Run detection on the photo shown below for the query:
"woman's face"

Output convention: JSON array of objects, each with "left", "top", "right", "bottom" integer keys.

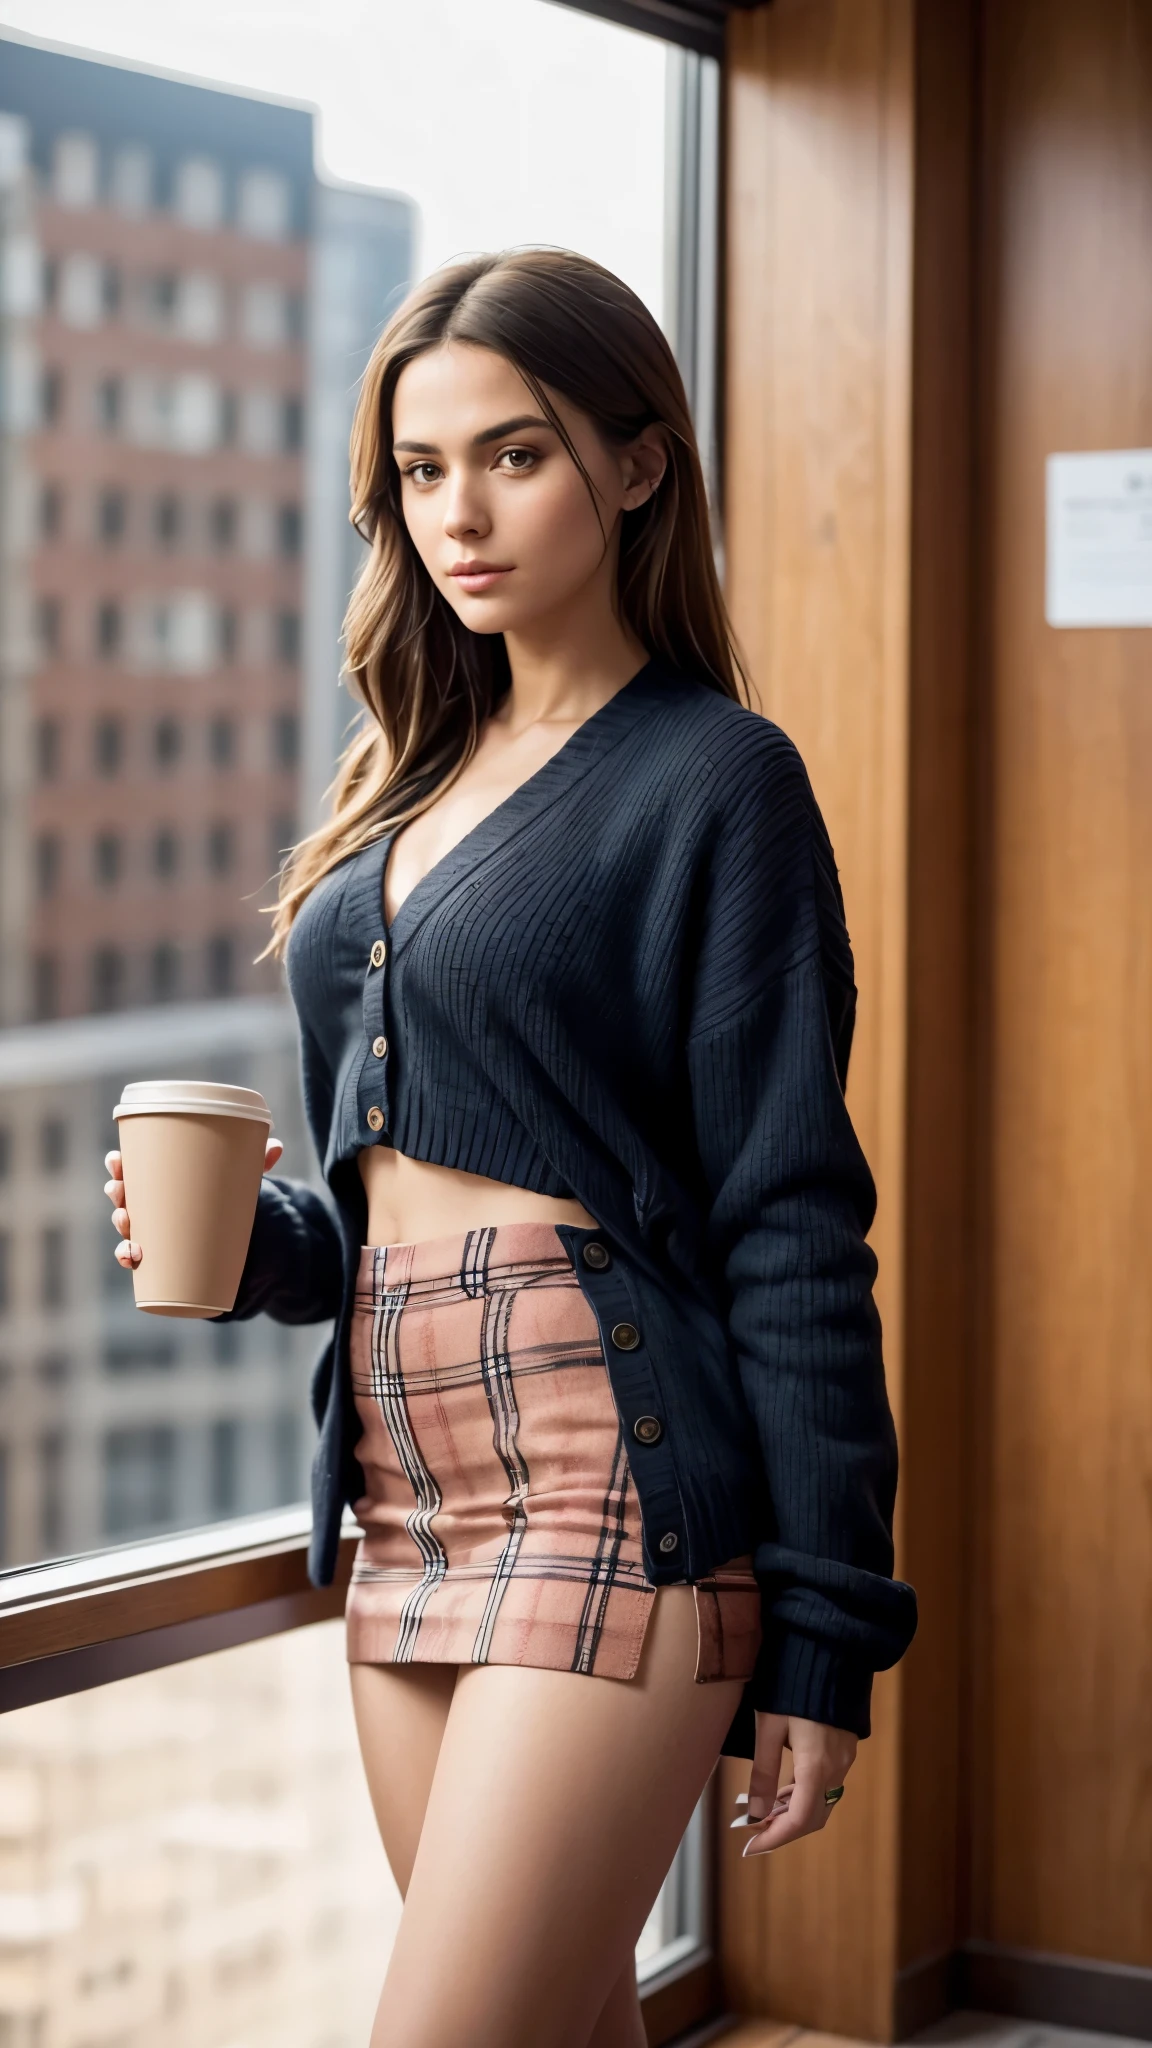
[{"left": 391, "top": 341, "right": 665, "bottom": 637}]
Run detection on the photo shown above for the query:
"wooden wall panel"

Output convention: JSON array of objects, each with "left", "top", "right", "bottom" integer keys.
[
  {"left": 974, "top": 0, "right": 1152, "bottom": 1967},
  {"left": 720, "top": 1, "right": 975, "bottom": 2036}
]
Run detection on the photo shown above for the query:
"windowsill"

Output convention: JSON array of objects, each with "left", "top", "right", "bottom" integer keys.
[{"left": 0, "top": 1502, "right": 356, "bottom": 1672}]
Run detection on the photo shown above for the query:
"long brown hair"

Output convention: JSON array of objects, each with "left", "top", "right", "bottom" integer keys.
[{"left": 265, "top": 246, "right": 748, "bottom": 956}]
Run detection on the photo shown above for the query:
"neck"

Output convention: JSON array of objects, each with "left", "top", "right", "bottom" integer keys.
[{"left": 499, "top": 548, "right": 647, "bottom": 726}]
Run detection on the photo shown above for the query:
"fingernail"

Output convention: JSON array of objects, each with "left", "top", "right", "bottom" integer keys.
[
  {"left": 734, "top": 1792, "right": 749, "bottom": 1806},
  {"left": 730, "top": 1812, "right": 769, "bottom": 1829},
  {"left": 742, "top": 1839, "right": 774, "bottom": 1859}
]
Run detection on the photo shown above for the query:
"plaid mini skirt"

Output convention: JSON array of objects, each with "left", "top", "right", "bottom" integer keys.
[{"left": 345, "top": 1221, "right": 762, "bottom": 1684}]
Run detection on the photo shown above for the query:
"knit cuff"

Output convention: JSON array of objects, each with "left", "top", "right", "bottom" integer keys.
[{"left": 750, "top": 1625, "right": 874, "bottom": 1739}]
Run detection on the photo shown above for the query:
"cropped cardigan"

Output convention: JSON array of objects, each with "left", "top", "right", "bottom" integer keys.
[{"left": 222, "top": 658, "right": 918, "bottom": 1752}]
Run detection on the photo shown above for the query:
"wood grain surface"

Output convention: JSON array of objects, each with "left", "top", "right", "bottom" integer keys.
[{"left": 972, "top": 0, "right": 1152, "bottom": 1967}]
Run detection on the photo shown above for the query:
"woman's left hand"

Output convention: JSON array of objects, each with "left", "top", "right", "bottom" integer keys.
[{"left": 735, "top": 1712, "right": 858, "bottom": 1855}]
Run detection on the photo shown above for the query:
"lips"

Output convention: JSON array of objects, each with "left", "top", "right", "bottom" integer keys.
[{"left": 449, "top": 561, "right": 512, "bottom": 591}]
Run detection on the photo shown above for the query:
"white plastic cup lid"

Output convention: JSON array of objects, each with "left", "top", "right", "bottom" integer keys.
[{"left": 113, "top": 1079, "right": 272, "bottom": 1124}]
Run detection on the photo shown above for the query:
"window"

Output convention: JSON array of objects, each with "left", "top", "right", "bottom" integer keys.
[
  {"left": 37, "top": 1352, "right": 70, "bottom": 1387},
  {"left": 220, "top": 606, "right": 238, "bottom": 661},
  {"left": 154, "top": 716, "right": 182, "bottom": 768},
  {"left": 40, "top": 481, "right": 63, "bottom": 538},
  {"left": 40, "top": 365, "right": 64, "bottom": 424},
  {"left": 152, "top": 827, "right": 179, "bottom": 879},
  {"left": 35, "top": 716, "right": 61, "bottom": 780},
  {"left": 240, "top": 280, "right": 289, "bottom": 348},
  {"left": 0, "top": 1231, "right": 10, "bottom": 1314},
  {"left": 95, "top": 599, "right": 122, "bottom": 658},
  {"left": 282, "top": 393, "right": 304, "bottom": 450},
  {"left": 210, "top": 496, "right": 237, "bottom": 551},
  {"left": 207, "top": 821, "right": 236, "bottom": 874},
  {"left": 40, "top": 1118, "right": 68, "bottom": 1172},
  {"left": 104, "top": 1425, "right": 176, "bottom": 1537},
  {"left": 97, "top": 485, "right": 127, "bottom": 542},
  {"left": 154, "top": 491, "right": 181, "bottom": 547},
  {"left": 93, "top": 831, "right": 123, "bottom": 887},
  {"left": 94, "top": 715, "right": 124, "bottom": 774},
  {"left": 273, "top": 1411, "right": 301, "bottom": 1506},
  {"left": 210, "top": 1417, "right": 241, "bottom": 1516},
  {"left": 0, "top": 1127, "right": 9, "bottom": 1179},
  {"left": 96, "top": 374, "right": 122, "bottom": 430},
  {"left": 276, "top": 610, "right": 301, "bottom": 664},
  {"left": 37, "top": 595, "right": 61, "bottom": 657},
  {"left": 40, "top": 1225, "right": 67, "bottom": 1312},
  {"left": 206, "top": 934, "right": 235, "bottom": 996},
  {"left": 150, "top": 940, "right": 180, "bottom": 1001},
  {"left": 209, "top": 714, "right": 236, "bottom": 767},
  {"left": 174, "top": 271, "right": 224, "bottom": 344},
  {"left": 39, "top": 1430, "right": 66, "bottom": 1556},
  {"left": 52, "top": 132, "right": 98, "bottom": 208},
  {"left": 91, "top": 946, "right": 125, "bottom": 1012},
  {"left": 32, "top": 955, "right": 59, "bottom": 1020},
  {"left": 110, "top": 143, "right": 151, "bottom": 213},
  {"left": 35, "top": 833, "right": 61, "bottom": 899},
  {"left": 272, "top": 711, "right": 299, "bottom": 767},
  {"left": 173, "top": 155, "right": 224, "bottom": 231},
  {"left": 277, "top": 502, "right": 302, "bottom": 556},
  {"left": 237, "top": 168, "right": 291, "bottom": 240}
]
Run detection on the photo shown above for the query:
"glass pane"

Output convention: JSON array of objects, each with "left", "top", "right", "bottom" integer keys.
[{"left": 0, "top": 2, "right": 720, "bottom": 1571}]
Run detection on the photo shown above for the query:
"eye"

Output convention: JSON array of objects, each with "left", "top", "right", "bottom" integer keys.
[
  {"left": 496, "top": 446, "right": 538, "bottom": 473},
  {"left": 402, "top": 461, "right": 442, "bottom": 486}
]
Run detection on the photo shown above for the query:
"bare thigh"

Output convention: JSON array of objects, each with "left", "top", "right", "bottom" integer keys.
[{"left": 368, "top": 1583, "right": 744, "bottom": 2048}]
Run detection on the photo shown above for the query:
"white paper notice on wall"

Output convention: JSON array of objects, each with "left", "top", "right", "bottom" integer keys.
[{"left": 1046, "top": 449, "right": 1152, "bottom": 627}]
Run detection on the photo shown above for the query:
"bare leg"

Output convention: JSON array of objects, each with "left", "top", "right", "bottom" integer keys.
[
  {"left": 351, "top": 1657, "right": 647, "bottom": 2043},
  {"left": 368, "top": 1583, "right": 744, "bottom": 2048}
]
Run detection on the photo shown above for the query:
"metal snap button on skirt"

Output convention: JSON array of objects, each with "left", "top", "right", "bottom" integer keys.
[{"left": 344, "top": 1222, "right": 762, "bottom": 1684}]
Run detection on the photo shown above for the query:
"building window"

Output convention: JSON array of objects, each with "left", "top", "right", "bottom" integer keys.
[
  {"left": 219, "top": 391, "right": 238, "bottom": 446},
  {"left": 154, "top": 717, "right": 182, "bottom": 769},
  {"left": 154, "top": 492, "right": 181, "bottom": 549},
  {"left": 35, "top": 833, "right": 61, "bottom": 899},
  {"left": 36, "top": 717, "right": 61, "bottom": 780},
  {"left": 40, "top": 482, "right": 63, "bottom": 539},
  {"left": 40, "top": 1431, "right": 66, "bottom": 1557},
  {"left": 150, "top": 942, "right": 180, "bottom": 1002},
  {"left": 94, "top": 716, "right": 124, "bottom": 775},
  {"left": 41, "top": 1226, "right": 66, "bottom": 1311},
  {"left": 207, "top": 821, "right": 236, "bottom": 875},
  {"left": 273, "top": 1411, "right": 301, "bottom": 1506},
  {"left": 33, "top": 956, "right": 59, "bottom": 1020},
  {"left": 91, "top": 946, "right": 125, "bottom": 1012},
  {"left": 97, "top": 486, "right": 127, "bottom": 543},
  {"left": 40, "top": 1118, "right": 68, "bottom": 1172},
  {"left": 96, "top": 375, "right": 122, "bottom": 431},
  {"left": 103, "top": 265, "right": 122, "bottom": 318},
  {"left": 219, "top": 608, "right": 238, "bottom": 662},
  {"left": 282, "top": 394, "right": 304, "bottom": 451},
  {"left": 277, "top": 503, "right": 302, "bottom": 557},
  {"left": 152, "top": 828, "right": 179, "bottom": 880},
  {"left": 0, "top": 1231, "right": 10, "bottom": 1315},
  {"left": 58, "top": 252, "right": 105, "bottom": 330},
  {"left": 41, "top": 366, "right": 64, "bottom": 424},
  {"left": 210, "top": 497, "right": 237, "bottom": 552},
  {"left": 272, "top": 711, "right": 299, "bottom": 768},
  {"left": 173, "top": 156, "right": 224, "bottom": 231},
  {"left": 209, "top": 715, "right": 236, "bottom": 768},
  {"left": 96, "top": 600, "right": 122, "bottom": 658},
  {"left": 237, "top": 169, "right": 290, "bottom": 241},
  {"left": 0, "top": 1128, "right": 9, "bottom": 1180},
  {"left": 212, "top": 1321, "right": 241, "bottom": 1366},
  {"left": 207, "top": 934, "right": 235, "bottom": 996},
  {"left": 37, "top": 596, "right": 61, "bottom": 657},
  {"left": 94, "top": 831, "right": 123, "bottom": 888},
  {"left": 210, "top": 1418, "right": 241, "bottom": 1517},
  {"left": 275, "top": 611, "right": 301, "bottom": 665},
  {"left": 111, "top": 144, "right": 151, "bottom": 214},
  {"left": 103, "top": 1425, "right": 177, "bottom": 1538},
  {"left": 52, "top": 132, "right": 98, "bottom": 208},
  {"left": 240, "top": 281, "right": 289, "bottom": 349}
]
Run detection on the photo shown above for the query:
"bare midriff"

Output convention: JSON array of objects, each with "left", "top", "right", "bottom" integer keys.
[{"left": 356, "top": 1145, "right": 600, "bottom": 1249}]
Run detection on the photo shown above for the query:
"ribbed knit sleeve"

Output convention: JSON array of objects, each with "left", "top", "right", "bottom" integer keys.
[
  {"left": 686, "top": 725, "right": 917, "bottom": 1737},
  {"left": 219, "top": 1021, "right": 343, "bottom": 1327}
]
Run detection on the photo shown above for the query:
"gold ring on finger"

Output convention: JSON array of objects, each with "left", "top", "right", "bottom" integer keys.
[{"left": 824, "top": 1785, "right": 845, "bottom": 1806}]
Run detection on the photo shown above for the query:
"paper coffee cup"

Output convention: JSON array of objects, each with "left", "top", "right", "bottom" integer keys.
[{"left": 112, "top": 1080, "right": 272, "bottom": 1317}]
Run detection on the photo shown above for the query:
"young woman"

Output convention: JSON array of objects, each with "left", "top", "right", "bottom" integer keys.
[{"left": 106, "top": 249, "right": 916, "bottom": 2048}]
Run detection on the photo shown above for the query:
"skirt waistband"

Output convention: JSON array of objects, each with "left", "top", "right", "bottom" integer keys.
[{"left": 356, "top": 1221, "right": 577, "bottom": 1299}]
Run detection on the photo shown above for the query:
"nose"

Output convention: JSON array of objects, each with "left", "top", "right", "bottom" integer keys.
[{"left": 442, "top": 469, "right": 490, "bottom": 542}]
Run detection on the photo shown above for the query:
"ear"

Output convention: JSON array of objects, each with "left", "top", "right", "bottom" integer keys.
[{"left": 620, "top": 425, "right": 669, "bottom": 511}]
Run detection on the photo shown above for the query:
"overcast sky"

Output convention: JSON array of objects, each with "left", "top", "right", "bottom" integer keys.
[{"left": 0, "top": 0, "right": 670, "bottom": 318}]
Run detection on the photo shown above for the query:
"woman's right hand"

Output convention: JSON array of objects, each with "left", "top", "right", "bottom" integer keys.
[{"left": 104, "top": 1139, "right": 285, "bottom": 1272}]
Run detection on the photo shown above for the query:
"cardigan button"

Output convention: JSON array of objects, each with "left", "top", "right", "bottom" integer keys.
[
  {"left": 369, "top": 940, "right": 386, "bottom": 970},
  {"left": 610, "top": 1321, "right": 640, "bottom": 1351},
  {"left": 632, "top": 1414, "right": 663, "bottom": 1446},
  {"left": 372, "top": 1036, "right": 388, "bottom": 1058},
  {"left": 658, "top": 1531, "right": 679, "bottom": 1554},
  {"left": 366, "top": 1106, "right": 384, "bottom": 1132},
  {"left": 582, "top": 1242, "right": 611, "bottom": 1271}
]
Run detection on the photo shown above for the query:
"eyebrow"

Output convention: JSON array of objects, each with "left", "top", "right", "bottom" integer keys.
[{"left": 393, "top": 414, "right": 556, "bottom": 456}]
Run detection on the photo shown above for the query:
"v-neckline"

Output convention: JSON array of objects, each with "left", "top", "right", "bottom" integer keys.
[{"left": 377, "top": 658, "right": 657, "bottom": 948}]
